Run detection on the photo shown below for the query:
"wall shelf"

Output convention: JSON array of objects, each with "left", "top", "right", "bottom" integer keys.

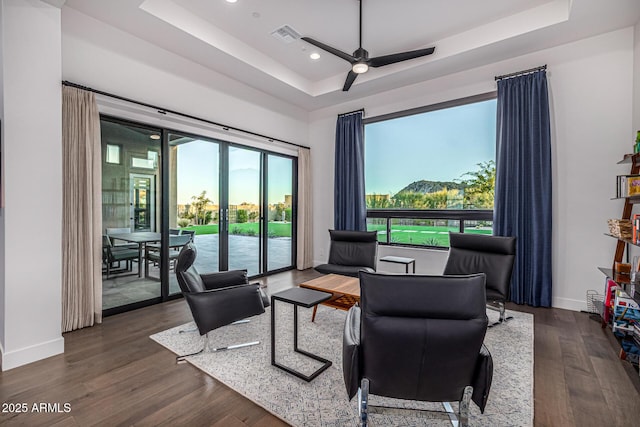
[{"left": 597, "top": 154, "right": 640, "bottom": 375}]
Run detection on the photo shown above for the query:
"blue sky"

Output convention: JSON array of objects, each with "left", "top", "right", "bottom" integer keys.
[
  {"left": 365, "top": 99, "right": 497, "bottom": 195},
  {"left": 176, "top": 140, "right": 219, "bottom": 204},
  {"left": 176, "top": 141, "right": 292, "bottom": 205}
]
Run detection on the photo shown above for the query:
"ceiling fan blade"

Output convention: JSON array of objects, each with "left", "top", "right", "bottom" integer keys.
[
  {"left": 301, "top": 37, "right": 356, "bottom": 63},
  {"left": 343, "top": 71, "right": 358, "bottom": 92},
  {"left": 368, "top": 47, "right": 435, "bottom": 68}
]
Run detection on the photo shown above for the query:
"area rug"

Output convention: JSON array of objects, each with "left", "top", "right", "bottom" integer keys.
[{"left": 150, "top": 304, "right": 533, "bottom": 426}]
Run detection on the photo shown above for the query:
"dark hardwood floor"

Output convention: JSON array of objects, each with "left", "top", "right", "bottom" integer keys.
[{"left": 1, "top": 268, "right": 639, "bottom": 426}]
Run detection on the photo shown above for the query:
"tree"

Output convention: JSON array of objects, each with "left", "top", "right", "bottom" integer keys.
[
  {"left": 391, "top": 191, "right": 424, "bottom": 209},
  {"left": 237, "top": 209, "right": 248, "bottom": 223},
  {"left": 190, "top": 191, "right": 212, "bottom": 225},
  {"left": 366, "top": 193, "right": 390, "bottom": 209},
  {"left": 457, "top": 160, "right": 495, "bottom": 209}
]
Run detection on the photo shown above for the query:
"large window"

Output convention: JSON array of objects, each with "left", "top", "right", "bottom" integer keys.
[{"left": 364, "top": 93, "right": 497, "bottom": 248}]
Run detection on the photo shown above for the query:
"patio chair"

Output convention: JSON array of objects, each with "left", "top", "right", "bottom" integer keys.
[
  {"left": 145, "top": 234, "right": 192, "bottom": 278},
  {"left": 102, "top": 235, "right": 139, "bottom": 279},
  {"left": 180, "top": 229, "right": 195, "bottom": 242},
  {"left": 106, "top": 227, "right": 137, "bottom": 250}
]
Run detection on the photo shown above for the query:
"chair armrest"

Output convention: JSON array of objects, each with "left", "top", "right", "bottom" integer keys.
[
  {"left": 183, "top": 284, "right": 265, "bottom": 335},
  {"left": 200, "top": 270, "right": 248, "bottom": 290},
  {"left": 472, "top": 344, "right": 494, "bottom": 413},
  {"left": 249, "top": 282, "right": 271, "bottom": 308},
  {"left": 342, "top": 304, "right": 361, "bottom": 400}
]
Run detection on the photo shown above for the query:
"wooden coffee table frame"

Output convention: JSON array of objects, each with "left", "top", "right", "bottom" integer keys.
[{"left": 299, "top": 274, "right": 360, "bottom": 322}]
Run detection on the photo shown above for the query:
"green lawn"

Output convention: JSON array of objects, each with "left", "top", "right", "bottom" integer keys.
[
  {"left": 181, "top": 222, "right": 292, "bottom": 238},
  {"left": 367, "top": 224, "right": 492, "bottom": 247},
  {"left": 181, "top": 222, "right": 487, "bottom": 245},
  {"left": 181, "top": 224, "right": 219, "bottom": 235}
]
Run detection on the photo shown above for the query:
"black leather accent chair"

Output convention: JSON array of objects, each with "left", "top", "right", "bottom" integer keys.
[
  {"left": 174, "top": 242, "right": 268, "bottom": 359},
  {"left": 315, "top": 230, "right": 378, "bottom": 277},
  {"left": 443, "top": 232, "right": 517, "bottom": 326},
  {"left": 343, "top": 271, "right": 493, "bottom": 427}
]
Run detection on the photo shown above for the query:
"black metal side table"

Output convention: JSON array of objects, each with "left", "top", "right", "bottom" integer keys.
[
  {"left": 271, "top": 287, "right": 333, "bottom": 382},
  {"left": 380, "top": 255, "right": 416, "bottom": 273}
]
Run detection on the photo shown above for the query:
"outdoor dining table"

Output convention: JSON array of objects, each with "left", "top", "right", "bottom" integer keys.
[{"left": 109, "top": 232, "right": 161, "bottom": 277}]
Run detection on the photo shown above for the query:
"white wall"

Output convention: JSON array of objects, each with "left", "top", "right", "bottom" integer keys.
[
  {"left": 0, "top": 0, "right": 64, "bottom": 370},
  {"left": 0, "top": 0, "right": 6, "bottom": 354},
  {"left": 309, "top": 27, "right": 636, "bottom": 311}
]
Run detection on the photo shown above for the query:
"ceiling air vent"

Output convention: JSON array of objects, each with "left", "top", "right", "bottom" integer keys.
[{"left": 270, "top": 25, "right": 301, "bottom": 44}]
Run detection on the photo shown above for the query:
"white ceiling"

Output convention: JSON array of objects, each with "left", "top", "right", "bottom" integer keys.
[{"left": 63, "top": 0, "right": 640, "bottom": 110}]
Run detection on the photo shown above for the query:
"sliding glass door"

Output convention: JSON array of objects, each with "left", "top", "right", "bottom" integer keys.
[
  {"left": 101, "top": 118, "right": 297, "bottom": 314},
  {"left": 169, "top": 133, "right": 220, "bottom": 295},
  {"left": 267, "top": 155, "right": 294, "bottom": 271},
  {"left": 227, "top": 146, "right": 262, "bottom": 275},
  {"left": 101, "top": 117, "right": 163, "bottom": 313}
]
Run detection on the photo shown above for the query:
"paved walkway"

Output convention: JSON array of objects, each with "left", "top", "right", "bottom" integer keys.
[{"left": 192, "top": 233, "right": 293, "bottom": 276}]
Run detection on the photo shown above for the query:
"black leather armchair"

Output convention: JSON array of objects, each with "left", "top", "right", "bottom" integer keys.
[
  {"left": 443, "top": 232, "right": 516, "bottom": 326},
  {"left": 343, "top": 271, "right": 493, "bottom": 427},
  {"left": 315, "top": 230, "right": 378, "bottom": 277},
  {"left": 175, "top": 243, "right": 268, "bottom": 359}
]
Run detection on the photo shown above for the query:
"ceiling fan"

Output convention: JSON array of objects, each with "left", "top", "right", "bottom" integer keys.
[{"left": 301, "top": 0, "right": 435, "bottom": 92}]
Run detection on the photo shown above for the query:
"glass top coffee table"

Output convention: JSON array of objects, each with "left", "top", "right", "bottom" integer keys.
[{"left": 299, "top": 274, "right": 360, "bottom": 322}]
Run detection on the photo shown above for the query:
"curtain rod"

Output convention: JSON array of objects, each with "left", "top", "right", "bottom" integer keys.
[
  {"left": 495, "top": 64, "right": 547, "bottom": 81},
  {"left": 62, "top": 81, "right": 310, "bottom": 150},
  {"left": 338, "top": 108, "right": 365, "bottom": 117}
]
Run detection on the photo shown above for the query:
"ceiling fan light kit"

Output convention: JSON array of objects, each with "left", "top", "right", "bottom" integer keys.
[
  {"left": 352, "top": 63, "right": 368, "bottom": 74},
  {"left": 301, "top": 0, "right": 435, "bottom": 91}
]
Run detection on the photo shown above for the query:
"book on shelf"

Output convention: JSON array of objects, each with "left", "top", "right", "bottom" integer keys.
[
  {"left": 633, "top": 213, "right": 640, "bottom": 243},
  {"left": 616, "top": 174, "right": 640, "bottom": 197}
]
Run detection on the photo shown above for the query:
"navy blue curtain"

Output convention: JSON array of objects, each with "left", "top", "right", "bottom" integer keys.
[
  {"left": 334, "top": 111, "right": 367, "bottom": 231},
  {"left": 494, "top": 70, "right": 552, "bottom": 307}
]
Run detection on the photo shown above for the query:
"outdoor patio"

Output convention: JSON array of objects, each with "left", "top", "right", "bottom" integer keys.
[{"left": 103, "top": 233, "right": 292, "bottom": 310}]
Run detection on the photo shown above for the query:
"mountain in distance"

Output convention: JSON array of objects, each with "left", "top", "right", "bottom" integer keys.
[{"left": 396, "top": 180, "right": 464, "bottom": 194}]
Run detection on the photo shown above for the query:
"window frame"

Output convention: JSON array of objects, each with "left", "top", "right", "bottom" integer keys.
[{"left": 363, "top": 92, "right": 497, "bottom": 249}]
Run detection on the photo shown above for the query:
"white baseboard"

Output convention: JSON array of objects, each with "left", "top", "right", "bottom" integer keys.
[
  {"left": 1, "top": 337, "right": 64, "bottom": 371},
  {"left": 551, "top": 296, "right": 586, "bottom": 312}
]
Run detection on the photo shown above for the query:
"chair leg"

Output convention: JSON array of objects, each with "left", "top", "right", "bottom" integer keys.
[
  {"left": 443, "top": 385, "right": 472, "bottom": 427},
  {"left": 311, "top": 305, "right": 318, "bottom": 322},
  {"left": 488, "top": 301, "right": 513, "bottom": 327},
  {"left": 179, "top": 319, "right": 250, "bottom": 334},
  {"left": 358, "top": 378, "right": 369, "bottom": 427},
  {"left": 458, "top": 386, "right": 473, "bottom": 427},
  {"left": 176, "top": 327, "right": 260, "bottom": 363}
]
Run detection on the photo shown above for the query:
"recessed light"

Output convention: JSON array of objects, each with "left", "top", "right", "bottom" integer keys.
[
  {"left": 310, "top": 52, "right": 320, "bottom": 60},
  {"left": 226, "top": 0, "right": 238, "bottom": 3},
  {"left": 150, "top": 134, "right": 161, "bottom": 140}
]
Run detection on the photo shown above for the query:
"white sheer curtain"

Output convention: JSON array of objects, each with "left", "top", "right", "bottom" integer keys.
[
  {"left": 62, "top": 86, "right": 102, "bottom": 332},
  {"left": 296, "top": 147, "right": 314, "bottom": 270}
]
